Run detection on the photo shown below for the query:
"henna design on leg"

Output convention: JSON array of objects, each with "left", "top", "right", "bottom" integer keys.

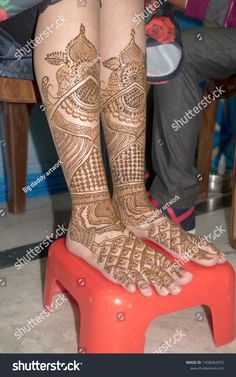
[
  {"left": 101, "top": 29, "right": 224, "bottom": 266},
  {"left": 101, "top": 29, "right": 146, "bottom": 187},
  {"left": 42, "top": 23, "right": 122, "bottom": 246},
  {"left": 40, "top": 24, "right": 189, "bottom": 295}
]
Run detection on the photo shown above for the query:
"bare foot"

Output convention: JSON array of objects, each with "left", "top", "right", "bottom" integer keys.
[
  {"left": 113, "top": 184, "right": 226, "bottom": 267},
  {"left": 66, "top": 192, "right": 192, "bottom": 297}
]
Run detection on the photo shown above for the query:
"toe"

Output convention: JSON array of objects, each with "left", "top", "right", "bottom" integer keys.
[
  {"left": 147, "top": 274, "right": 170, "bottom": 296},
  {"left": 125, "top": 283, "right": 136, "bottom": 293},
  {"left": 192, "top": 249, "right": 219, "bottom": 266},
  {"left": 140, "top": 287, "right": 153, "bottom": 296},
  {"left": 152, "top": 266, "right": 182, "bottom": 295},
  {"left": 168, "top": 263, "right": 193, "bottom": 285},
  {"left": 168, "top": 283, "right": 182, "bottom": 295},
  {"left": 196, "top": 237, "right": 226, "bottom": 265},
  {"left": 218, "top": 252, "right": 226, "bottom": 264},
  {"left": 173, "top": 269, "right": 193, "bottom": 285},
  {"left": 130, "top": 271, "right": 153, "bottom": 297},
  {"left": 113, "top": 270, "right": 137, "bottom": 293},
  {"left": 153, "top": 285, "right": 169, "bottom": 296}
]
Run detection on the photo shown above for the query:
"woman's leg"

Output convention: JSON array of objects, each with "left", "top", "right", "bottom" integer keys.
[
  {"left": 34, "top": 0, "right": 191, "bottom": 297},
  {"left": 100, "top": 1, "right": 225, "bottom": 267}
]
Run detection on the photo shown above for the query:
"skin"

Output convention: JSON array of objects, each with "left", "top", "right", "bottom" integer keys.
[
  {"left": 34, "top": 0, "right": 192, "bottom": 298},
  {"left": 34, "top": 0, "right": 225, "bottom": 297}
]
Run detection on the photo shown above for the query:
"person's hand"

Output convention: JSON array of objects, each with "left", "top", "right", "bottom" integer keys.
[{"left": 168, "top": 0, "right": 187, "bottom": 11}]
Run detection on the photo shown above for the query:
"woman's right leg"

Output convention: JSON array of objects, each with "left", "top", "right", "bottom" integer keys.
[{"left": 34, "top": 0, "right": 190, "bottom": 297}]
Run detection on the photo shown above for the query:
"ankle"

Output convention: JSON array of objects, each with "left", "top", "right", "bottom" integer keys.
[
  {"left": 113, "top": 182, "right": 147, "bottom": 202},
  {"left": 113, "top": 183, "right": 153, "bottom": 211},
  {"left": 68, "top": 193, "right": 125, "bottom": 247}
]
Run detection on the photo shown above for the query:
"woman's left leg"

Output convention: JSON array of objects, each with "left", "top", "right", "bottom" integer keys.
[{"left": 100, "top": 1, "right": 226, "bottom": 267}]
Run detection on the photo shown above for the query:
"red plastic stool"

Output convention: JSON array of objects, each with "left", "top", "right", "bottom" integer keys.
[{"left": 44, "top": 238, "right": 235, "bottom": 353}]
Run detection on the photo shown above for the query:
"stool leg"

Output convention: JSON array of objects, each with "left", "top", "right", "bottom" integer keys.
[
  {"left": 210, "top": 287, "right": 235, "bottom": 346},
  {"left": 44, "top": 256, "right": 66, "bottom": 309},
  {"left": 78, "top": 302, "right": 146, "bottom": 353}
]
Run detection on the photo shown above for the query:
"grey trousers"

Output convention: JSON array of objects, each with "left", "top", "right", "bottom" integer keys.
[{"left": 149, "top": 27, "right": 236, "bottom": 208}]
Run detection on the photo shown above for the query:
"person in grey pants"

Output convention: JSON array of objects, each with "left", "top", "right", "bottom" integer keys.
[{"left": 149, "top": 0, "right": 236, "bottom": 232}]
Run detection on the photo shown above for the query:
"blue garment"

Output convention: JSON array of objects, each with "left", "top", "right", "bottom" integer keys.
[
  {"left": 0, "top": 0, "right": 62, "bottom": 79},
  {"left": 0, "top": 27, "right": 34, "bottom": 79}
]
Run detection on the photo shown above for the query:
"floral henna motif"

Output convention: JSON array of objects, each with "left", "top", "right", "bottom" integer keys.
[
  {"left": 42, "top": 23, "right": 100, "bottom": 123},
  {"left": 101, "top": 29, "right": 146, "bottom": 187},
  {"left": 41, "top": 24, "right": 185, "bottom": 291}
]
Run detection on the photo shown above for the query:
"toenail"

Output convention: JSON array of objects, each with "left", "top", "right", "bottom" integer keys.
[
  {"left": 173, "top": 286, "right": 181, "bottom": 293},
  {"left": 143, "top": 288, "right": 153, "bottom": 296},
  {"left": 182, "top": 271, "right": 190, "bottom": 276},
  {"left": 127, "top": 284, "right": 136, "bottom": 292},
  {"left": 162, "top": 287, "right": 169, "bottom": 295}
]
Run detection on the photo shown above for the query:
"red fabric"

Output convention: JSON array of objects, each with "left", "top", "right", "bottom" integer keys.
[
  {"left": 145, "top": 16, "right": 176, "bottom": 43},
  {"left": 0, "top": 8, "right": 9, "bottom": 21},
  {"left": 166, "top": 206, "right": 195, "bottom": 224}
]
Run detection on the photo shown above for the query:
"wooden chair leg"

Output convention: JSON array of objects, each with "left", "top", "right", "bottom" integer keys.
[
  {"left": 230, "top": 145, "right": 236, "bottom": 249},
  {"left": 197, "top": 98, "right": 219, "bottom": 201},
  {"left": 4, "top": 103, "right": 29, "bottom": 214}
]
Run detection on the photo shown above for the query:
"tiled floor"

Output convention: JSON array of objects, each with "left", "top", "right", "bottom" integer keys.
[
  {"left": 0, "top": 193, "right": 71, "bottom": 252},
  {"left": 0, "top": 193, "right": 235, "bottom": 353}
]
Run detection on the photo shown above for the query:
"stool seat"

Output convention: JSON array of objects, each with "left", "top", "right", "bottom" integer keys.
[{"left": 44, "top": 238, "right": 235, "bottom": 353}]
